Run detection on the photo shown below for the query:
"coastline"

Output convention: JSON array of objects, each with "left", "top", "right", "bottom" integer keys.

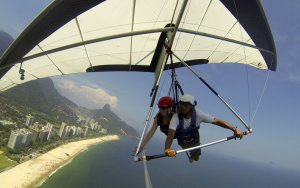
[{"left": 0, "top": 135, "right": 120, "bottom": 188}]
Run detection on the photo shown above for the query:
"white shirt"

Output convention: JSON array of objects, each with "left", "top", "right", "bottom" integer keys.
[{"left": 169, "top": 110, "right": 214, "bottom": 130}]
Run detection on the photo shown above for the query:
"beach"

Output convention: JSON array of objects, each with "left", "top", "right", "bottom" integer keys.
[{"left": 0, "top": 135, "right": 120, "bottom": 188}]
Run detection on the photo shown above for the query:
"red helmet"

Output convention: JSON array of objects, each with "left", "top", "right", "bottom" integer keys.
[{"left": 158, "top": 96, "right": 173, "bottom": 108}]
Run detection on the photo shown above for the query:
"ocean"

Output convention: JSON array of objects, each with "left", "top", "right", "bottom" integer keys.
[{"left": 39, "top": 137, "right": 300, "bottom": 188}]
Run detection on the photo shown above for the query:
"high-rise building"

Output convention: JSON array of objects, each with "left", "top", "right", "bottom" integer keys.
[
  {"left": 76, "top": 127, "right": 83, "bottom": 136},
  {"left": 58, "top": 122, "right": 67, "bottom": 138},
  {"left": 25, "top": 115, "right": 34, "bottom": 127},
  {"left": 84, "top": 126, "right": 89, "bottom": 137},
  {"left": 85, "top": 118, "right": 91, "bottom": 127},
  {"left": 7, "top": 130, "right": 23, "bottom": 150},
  {"left": 29, "top": 126, "right": 40, "bottom": 142},
  {"left": 71, "top": 126, "right": 78, "bottom": 137},
  {"left": 21, "top": 129, "right": 33, "bottom": 147},
  {"left": 65, "top": 126, "right": 71, "bottom": 138},
  {"left": 39, "top": 129, "right": 49, "bottom": 142},
  {"left": 90, "top": 123, "right": 95, "bottom": 130},
  {"left": 46, "top": 123, "right": 53, "bottom": 140},
  {"left": 80, "top": 120, "right": 86, "bottom": 127},
  {"left": 68, "top": 127, "right": 74, "bottom": 137}
]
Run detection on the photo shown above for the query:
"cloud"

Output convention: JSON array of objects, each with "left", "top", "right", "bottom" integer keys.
[{"left": 55, "top": 79, "right": 118, "bottom": 109}]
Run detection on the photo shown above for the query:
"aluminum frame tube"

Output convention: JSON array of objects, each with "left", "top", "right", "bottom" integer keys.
[
  {"left": 177, "top": 28, "right": 274, "bottom": 55},
  {"left": 0, "top": 27, "right": 175, "bottom": 71},
  {"left": 135, "top": 130, "right": 251, "bottom": 162}
]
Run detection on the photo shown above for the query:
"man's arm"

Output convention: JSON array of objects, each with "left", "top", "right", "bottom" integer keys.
[
  {"left": 212, "top": 118, "right": 244, "bottom": 139},
  {"left": 164, "top": 129, "right": 176, "bottom": 157},
  {"left": 165, "top": 129, "right": 175, "bottom": 149}
]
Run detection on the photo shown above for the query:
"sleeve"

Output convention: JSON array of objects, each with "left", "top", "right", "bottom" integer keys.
[
  {"left": 197, "top": 110, "right": 214, "bottom": 124},
  {"left": 168, "top": 113, "right": 179, "bottom": 130}
]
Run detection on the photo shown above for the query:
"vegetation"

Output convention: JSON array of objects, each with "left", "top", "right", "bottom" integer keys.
[
  {"left": 0, "top": 154, "right": 16, "bottom": 170},
  {"left": 0, "top": 124, "right": 10, "bottom": 147}
]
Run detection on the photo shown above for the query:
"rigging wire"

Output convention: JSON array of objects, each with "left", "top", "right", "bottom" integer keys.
[
  {"left": 245, "top": 65, "right": 251, "bottom": 126},
  {"left": 170, "top": 0, "right": 179, "bottom": 25},
  {"left": 250, "top": 60, "right": 273, "bottom": 125},
  {"left": 233, "top": 0, "right": 251, "bottom": 127},
  {"left": 75, "top": 17, "right": 94, "bottom": 71},
  {"left": 37, "top": 45, "right": 64, "bottom": 75},
  {"left": 233, "top": 0, "right": 274, "bottom": 127}
]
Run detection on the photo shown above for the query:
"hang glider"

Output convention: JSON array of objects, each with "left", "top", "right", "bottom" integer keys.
[
  {"left": 0, "top": 1, "right": 277, "bottom": 187},
  {"left": 0, "top": 0, "right": 276, "bottom": 92}
]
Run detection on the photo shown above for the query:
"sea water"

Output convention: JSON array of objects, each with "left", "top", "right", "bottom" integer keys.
[{"left": 40, "top": 137, "right": 300, "bottom": 188}]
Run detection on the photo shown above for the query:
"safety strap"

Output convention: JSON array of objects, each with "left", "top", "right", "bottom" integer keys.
[
  {"left": 169, "top": 53, "right": 184, "bottom": 111},
  {"left": 177, "top": 109, "right": 197, "bottom": 130}
]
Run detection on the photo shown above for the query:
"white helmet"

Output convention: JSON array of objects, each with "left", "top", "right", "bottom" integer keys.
[{"left": 179, "top": 94, "right": 197, "bottom": 106}]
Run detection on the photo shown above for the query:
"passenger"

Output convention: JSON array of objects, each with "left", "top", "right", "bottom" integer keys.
[{"left": 136, "top": 96, "right": 174, "bottom": 155}]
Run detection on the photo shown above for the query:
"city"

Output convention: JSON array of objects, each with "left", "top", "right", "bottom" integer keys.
[
  {"left": 7, "top": 115, "right": 108, "bottom": 151},
  {"left": 0, "top": 114, "right": 110, "bottom": 171}
]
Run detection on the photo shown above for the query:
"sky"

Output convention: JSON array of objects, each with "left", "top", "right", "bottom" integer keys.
[{"left": 0, "top": 0, "right": 299, "bottom": 172}]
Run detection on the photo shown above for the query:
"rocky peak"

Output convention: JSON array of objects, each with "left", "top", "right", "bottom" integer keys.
[{"left": 103, "top": 104, "right": 111, "bottom": 112}]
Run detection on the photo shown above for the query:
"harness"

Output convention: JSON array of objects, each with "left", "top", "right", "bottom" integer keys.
[
  {"left": 175, "top": 110, "right": 200, "bottom": 146},
  {"left": 156, "top": 113, "right": 173, "bottom": 136}
]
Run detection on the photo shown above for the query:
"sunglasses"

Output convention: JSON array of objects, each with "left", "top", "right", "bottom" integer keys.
[{"left": 179, "top": 102, "right": 191, "bottom": 106}]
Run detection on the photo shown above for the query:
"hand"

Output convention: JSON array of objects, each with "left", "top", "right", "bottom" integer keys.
[
  {"left": 133, "top": 146, "right": 142, "bottom": 156},
  {"left": 165, "top": 148, "right": 176, "bottom": 157},
  {"left": 233, "top": 128, "right": 244, "bottom": 139}
]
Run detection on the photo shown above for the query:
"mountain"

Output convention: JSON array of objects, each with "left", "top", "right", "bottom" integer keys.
[
  {"left": 91, "top": 104, "right": 138, "bottom": 137},
  {"left": 0, "top": 78, "right": 78, "bottom": 124},
  {"left": 0, "top": 78, "right": 138, "bottom": 137},
  {"left": 0, "top": 30, "right": 14, "bottom": 57}
]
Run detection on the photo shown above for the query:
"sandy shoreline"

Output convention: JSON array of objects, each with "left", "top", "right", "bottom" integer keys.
[{"left": 0, "top": 135, "right": 120, "bottom": 188}]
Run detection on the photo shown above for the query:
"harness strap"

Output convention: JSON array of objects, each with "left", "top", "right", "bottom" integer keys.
[
  {"left": 157, "top": 113, "right": 176, "bottom": 138},
  {"left": 168, "top": 52, "right": 185, "bottom": 112},
  {"left": 177, "top": 109, "right": 197, "bottom": 130},
  {"left": 176, "top": 110, "right": 199, "bottom": 145}
]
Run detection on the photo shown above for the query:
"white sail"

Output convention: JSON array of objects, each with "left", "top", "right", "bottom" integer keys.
[{"left": 0, "top": 0, "right": 276, "bottom": 91}]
